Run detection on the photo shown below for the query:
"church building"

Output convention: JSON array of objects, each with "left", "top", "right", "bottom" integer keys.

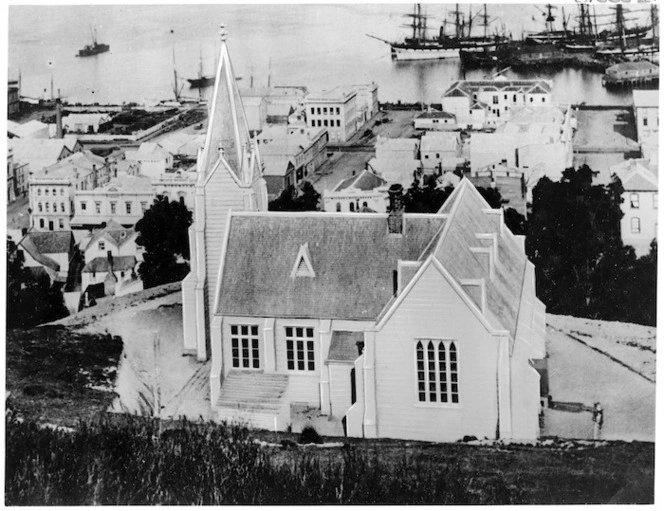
[{"left": 182, "top": 26, "right": 546, "bottom": 442}]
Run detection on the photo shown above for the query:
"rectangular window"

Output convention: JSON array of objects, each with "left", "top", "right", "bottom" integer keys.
[
  {"left": 45, "top": 203, "right": 50, "bottom": 212},
  {"left": 60, "top": 188, "right": 64, "bottom": 196},
  {"left": 141, "top": 202, "right": 148, "bottom": 213},
  {"left": 285, "top": 326, "right": 315, "bottom": 371},
  {"left": 323, "top": 107, "right": 327, "bottom": 114},
  {"left": 317, "top": 107, "right": 321, "bottom": 115},
  {"left": 630, "top": 193, "right": 640, "bottom": 209},
  {"left": 38, "top": 203, "right": 43, "bottom": 212},
  {"left": 45, "top": 189, "right": 49, "bottom": 196},
  {"left": 416, "top": 339, "right": 458, "bottom": 404},
  {"left": 81, "top": 202, "right": 87, "bottom": 211},
  {"left": 230, "top": 324, "right": 260, "bottom": 369},
  {"left": 58, "top": 219, "right": 64, "bottom": 229},
  {"left": 95, "top": 202, "right": 101, "bottom": 214},
  {"left": 99, "top": 241, "right": 105, "bottom": 251},
  {"left": 126, "top": 202, "right": 132, "bottom": 214},
  {"left": 644, "top": 118, "right": 648, "bottom": 127},
  {"left": 654, "top": 193, "right": 658, "bottom": 209},
  {"left": 336, "top": 107, "right": 340, "bottom": 115},
  {"left": 324, "top": 120, "right": 328, "bottom": 127},
  {"left": 492, "top": 95, "right": 498, "bottom": 105},
  {"left": 631, "top": 217, "right": 641, "bottom": 233},
  {"left": 60, "top": 203, "right": 65, "bottom": 212},
  {"left": 110, "top": 202, "right": 117, "bottom": 214},
  {"left": 336, "top": 119, "right": 340, "bottom": 127},
  {"left": 310, "top": 107, "right": 315, "bottom": 115}
]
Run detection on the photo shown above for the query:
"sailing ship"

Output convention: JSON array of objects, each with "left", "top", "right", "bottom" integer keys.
[
  {"left": 368, "top": 3, "right": 508, "bottom": 61},
  {"left": 187, "top": 49, "right": 215, "bottom": 88},
  {"left": 77, "top": 26, "right": 109, "bottom": 57}
]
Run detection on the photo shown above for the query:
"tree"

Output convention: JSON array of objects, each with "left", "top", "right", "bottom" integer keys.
[
  {"left": 269, "top": 182, "right": 321, "bottom": 211},
  {"left": 135, "top": 196, "right": 193, "bottom": 288},
  {"left": 525, "top": 165, "right": 655, "bottom": 325},
  {"left": 6, "top": 238, "right": 69, "bottom": 328},
  {"left": 403, "top": 176, "right": 454, "bottom": 213}
]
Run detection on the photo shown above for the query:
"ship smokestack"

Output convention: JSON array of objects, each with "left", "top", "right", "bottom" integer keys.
[{"left": 55, "top": 98, "right": 63, "bottom": 139}]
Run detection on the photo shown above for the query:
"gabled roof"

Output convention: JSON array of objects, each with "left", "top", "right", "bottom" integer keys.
[
  {"left": 25, "top": 231, "right": 73, "bottom": 254},
  {"left": 85, "top": 220, "right": 136, "bottom": 251},
  {"left": 7, "top": 119, "right": 49, "bottom": 138},
  {"left": 261, "top": 154, "right": 294, "bottom": 177},
  {"left": 431, "top": 179, "right": 527, "bottom": 339},
  {"left": 217, "top": 213, "right": 446, "bottom": 320},
  {"left": 417, "top": 111, "right": 455, "bottom": 120},
  {"left": 83, "top": 255, "right": 137, "bottom": 273},
  {"left": 8, "top": 139, "right": 72, "bottom": 172},
  {"left": 332, "top": 169, "right": 387, "bottom": 192},
  {"left": 36, "top": 150, "right": 106, "bottom": 180},
  {"left": 610, "top": 158, "right": 658, "bottom": 191},
  {"left": 18, "top": 236, "right": 61, "bottom": 271}
]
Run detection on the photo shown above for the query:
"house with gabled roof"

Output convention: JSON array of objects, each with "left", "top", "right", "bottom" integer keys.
[
  {"left": 442, "top": 79, "right": 553, "bottom": 129},
  {"left": 82, "top": 254, "right": 139, "bottom": 298},
  {"left": 610, "top": 158, "right": 658, "bottom": 256},
  {"left": 81, "top": 219, "right": 142, "bottom": 265},
  {"left": 17, "top": 230, "right": 75, "bottom": 284},
  {"left": 323, "top": 168, "right": 388, "bottom": 213},
  {"left": 209, "top": 180, "right": 546, "bottom": 441}
]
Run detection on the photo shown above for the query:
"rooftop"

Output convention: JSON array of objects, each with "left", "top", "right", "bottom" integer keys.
[
  {"left": 83, "top": 255, "right": 137, "bottom": 273},
  {"left": 633, "top": 90, "right": 659, "bottom": 108},
  {"left": 332, "top": 169, "right": 387, "bottom": 192},
  {"left": 443, "top": 79, "right": 552, "bottom": 98}
]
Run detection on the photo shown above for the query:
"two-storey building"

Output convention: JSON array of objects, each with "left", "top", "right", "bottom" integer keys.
[{"left": 305, "top": 87, "right": 358, "bottom": 143}]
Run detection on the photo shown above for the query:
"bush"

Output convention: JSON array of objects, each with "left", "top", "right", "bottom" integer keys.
[{"left": 299, "top": 425, "right": 322, "bottom": 445}]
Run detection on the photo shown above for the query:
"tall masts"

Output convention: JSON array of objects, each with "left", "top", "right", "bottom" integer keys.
[{"left": 405, "top": 3, "right": 428, "bottom": 42}]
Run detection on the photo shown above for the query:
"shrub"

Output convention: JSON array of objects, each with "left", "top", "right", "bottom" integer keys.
[{"left": 299, "top": 425, "right": 322, "bottom": 445}]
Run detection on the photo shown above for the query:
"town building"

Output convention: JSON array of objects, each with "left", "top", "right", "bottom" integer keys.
[
  {"left": 81, "top": 220, "right": 143, "bottom": 265},
  {"left": 62, "top": 113, "right": 111, "bottom": 134},
  {"left": 255, "top": 125, "right": 328, "bottom": 197},
  {"left": 181, "top": 26, "right": 269, "bottom": 363},
  {"left": 241, "top": 96, "right": 268, "bottom": 133},
  {"left": 125, "top": 142, "right": 174, "bottom": 177},
  {"left": 211, "top": 180, "right": 546, "bottom": 442},
  {"left": 442, "top": 79, "right": 552, "bottom": 129},
  {"left": 157, "top": 132, "right": 206, "bottom": 164},
  {"left": 414, "top": 110, "right": 457, "bottom": 131},
  {"left": 610, "top": 159, "right": 658, "bottom": 257},
  {"left": 633, "top": 90, "right": 659, "bottom": 148},
  {"left": 470, "top": 105, "right": 574, "bottom": 183},
  {"left": 29, "top": 151, "right": 112, "bottom": 231},
  {"left": 17, "top": 230, "right": 76, "bottom": 285},
  {"left": 8, "top": 138, "right": 82, "bottom": 175},
  {"left": 181, "top": 27, "right": 546, "bottom": 444},
  {"left": 353, "top": 83, "right": 380, "bottom": 125},
  {"left": 367, "top": 136, "right": 421, "bottom": 187},
  {"left": 420, "top": 131, "right": 463, "bottom": 172},
  {"left": 7, "top": 119, "right": 50, "bottom": 139},
  {"left": 152, "top": 170, "right": 197, "bottom": 210},
  {"left": 240, "top": 86, "right": 307, "bottom": 132},
  {"left": 7, "top": 147, "right": 29, "bottom": 202},
  {"left": 8, "top": 79, "right": 20, "bottom": 117},
  {"left": 305, "top": 87, "right": 358, "bottom": 143},
  {"left": 70, "top": 175, "right": 154, "bottom": 230},
  {"left": 323, "top": 168, "right": 388, "bottom": 213},
  {"left": 604, "top": 61, "right": 659, "bottom": 88},
  {"left": 82, "top": 254, "right": 139, "bottom": 299}
]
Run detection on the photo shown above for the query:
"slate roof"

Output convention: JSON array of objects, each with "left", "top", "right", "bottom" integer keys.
[
  {"left": 430, "top": 180, "right": 527, "bottom": 340},
  {"left": 83, "top": 255, "right": 137, "bottom": 273},
  {"left": 333, "top": 169, "right": 387, "bottom": 192},
  {"left": 610, "top": 159, "right": 658, "bottom": 191},
  {"left": 26, "top": 231, "right": 73, "bottom": 254},
  {"left": 19, "top": 237, "right": 60, "bottom": 271},
  {"left": 328, "top": 331, "right": 363, "bottom": 362},
  {"left": 85, "top": 220, "right": 136, "bottom": 251},
  {"left": 416, "top": 111, "right": 455, "bottom": 120},
  {"left": 217, "top": 213, "right": 446, "bottom": 320}
]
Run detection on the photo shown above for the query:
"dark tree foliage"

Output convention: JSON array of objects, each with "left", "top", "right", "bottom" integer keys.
[
  {"left": 269, "top": 182, "right": 321, "bottom": 211},
  {"left": 135, "top": 196, "right": 193, "bottom": 289},
  {"left": 403, "top": 176, "right": 454, "bottom": 213},
  {"left": 6, "top": 239, "right": 69, "bottom": 328},
  {"left": 526, "top": 165, "right": 656, "bottom": 326},
  {"left": 402, "top": 178, "right": 527, "bottom": 235}
]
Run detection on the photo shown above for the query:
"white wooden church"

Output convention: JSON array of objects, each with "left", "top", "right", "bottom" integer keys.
[{"left": 182, "top": 26, "right": 546, "bottom": 442}]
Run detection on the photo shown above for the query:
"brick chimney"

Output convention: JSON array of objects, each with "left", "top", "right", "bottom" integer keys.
[{"left": 387, "top": 183, "right": 404, "bottom": 235}]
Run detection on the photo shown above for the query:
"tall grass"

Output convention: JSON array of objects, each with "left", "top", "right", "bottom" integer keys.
[{"left": 5, "top": 416, "right": 514, "bottom": 505}]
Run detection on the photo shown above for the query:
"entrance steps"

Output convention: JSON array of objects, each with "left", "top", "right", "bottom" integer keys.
[{"left": 215, "top": 370, "right": 290, "bottom": 430}]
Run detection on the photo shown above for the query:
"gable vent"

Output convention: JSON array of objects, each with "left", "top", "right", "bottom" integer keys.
[{"left": 290, "top": 242, "right": 315, "bottom": 278}]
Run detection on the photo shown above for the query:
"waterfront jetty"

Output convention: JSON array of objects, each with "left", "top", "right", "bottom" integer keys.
[{"left": 603, "top": 61, "right": 659, "bottom": 88}]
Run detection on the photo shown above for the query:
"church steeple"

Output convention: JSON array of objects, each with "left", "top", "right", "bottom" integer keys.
[{"left": 198, "top": 23, "right": 260, "bottom": 185}]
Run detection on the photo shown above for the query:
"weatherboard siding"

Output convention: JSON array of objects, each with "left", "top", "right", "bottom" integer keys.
[
  {"left": 329, "top": 363, "right": 353, "bottom": 418},
  {"left": 203, "top": 167, "right": 245, "bottom": 311},
  {"left": 375, "top": 263, "right": 499, "bottom": 443}
]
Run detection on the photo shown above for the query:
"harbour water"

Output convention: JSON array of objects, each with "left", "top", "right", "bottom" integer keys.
[{"left": 8, "top": 4, "right": 653, "bottom": 107}]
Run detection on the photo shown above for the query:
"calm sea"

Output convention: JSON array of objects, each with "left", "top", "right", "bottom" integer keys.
[{"left": 8, "top": 3, "right": 654, "bottom": 106}]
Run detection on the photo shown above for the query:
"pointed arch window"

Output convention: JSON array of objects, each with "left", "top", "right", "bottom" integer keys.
[{"left": 415, "top": 339, "right": 459, "bottom": 404}]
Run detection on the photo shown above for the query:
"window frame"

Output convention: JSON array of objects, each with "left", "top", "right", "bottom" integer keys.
[
  {"left": 631, "top": 217, "right": 641, "bottom": 233},
  {"left": 630, "top": 193, "right": 640, "bottom": 209},
  {"left": 284, "top": 326, "right": 315, "bottom": 372},
  {"left": 414, "top": 338, "right": 459, "bottom": 407},
  {"left": 230, "top": 324, "right": 261, "bottom": 370}
]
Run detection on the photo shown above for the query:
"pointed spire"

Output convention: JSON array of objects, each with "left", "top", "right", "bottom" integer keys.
[{"left": 198, "top": 22, "right": 259, "bottom": 185}]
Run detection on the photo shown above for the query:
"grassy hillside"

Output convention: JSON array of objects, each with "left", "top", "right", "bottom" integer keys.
[{"left": 5, "top": 416, "right": 654, "bottom": 505}]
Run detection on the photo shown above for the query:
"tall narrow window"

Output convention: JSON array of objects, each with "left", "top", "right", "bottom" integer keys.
[
  {"left": 630, "top": 193, "right": 640, "bottom": 209},
  {"left": 285, "top": 326, "right": 315, "bottom": 371},
  {"left": 631, "top": 217, "right": 641, "bottom": 233},
  {"left": 416, "top": 339, "right": 459, "bottom": 404},
  {"left": 230, "top": 324, "right": 260, "bottom": 369}
]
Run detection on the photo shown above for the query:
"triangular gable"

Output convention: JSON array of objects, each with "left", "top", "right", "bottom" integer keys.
[{"left": 290, "top": 242, "right": 316, "bottom": 278}]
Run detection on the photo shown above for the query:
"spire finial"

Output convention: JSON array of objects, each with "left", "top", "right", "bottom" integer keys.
[{"left": 220, "top": 23, "right": 228, "bottom": 41}]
